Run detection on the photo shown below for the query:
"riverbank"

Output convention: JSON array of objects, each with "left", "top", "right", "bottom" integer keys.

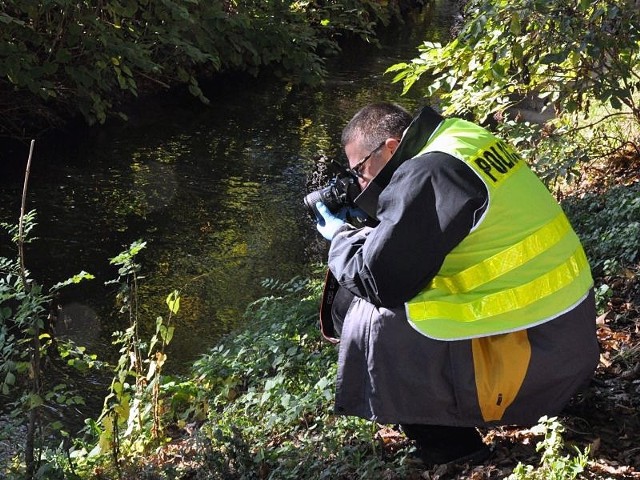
[
  {"left": 2, "top": 103, "right": 638, "bottom": 480},
  {"left": 2, "top": 1, "right": 639, "bottom": 477}
]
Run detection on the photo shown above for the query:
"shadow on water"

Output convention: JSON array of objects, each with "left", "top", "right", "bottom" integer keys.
[{"left": 0, "top": 1, "right": 456, "bottom": 377}]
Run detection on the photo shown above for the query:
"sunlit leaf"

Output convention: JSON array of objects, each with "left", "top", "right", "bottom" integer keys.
[{"left": 166, "top": 290, "right": 180, "bottom": 315}]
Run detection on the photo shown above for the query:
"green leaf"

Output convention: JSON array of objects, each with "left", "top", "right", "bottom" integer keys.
[
  {"left": 51, "top": 271, "right": 94, "bottom": 291},
  {"left": 510, "top": 12, "right": 521, "bottom": 35},
  {"left": 166, "top": 290, "right": 180, "bottom": 314},
  {"left": 0, "top": 13, "right": 13, "bottom": 24},
  {"left": 5, "top": 371, "right": 15, "bottom": 386},
  {"left": 609, "top": 96, "right": 622, "bottom": 110},
  {"left": 164, "top": 325, "right": 175, "bottom": 344},
  {"left": 512, "top": 42, "right": 523, "bottom": 61},
  {"left": 28, "top": 393, "right": 43, "bottom": 409}
]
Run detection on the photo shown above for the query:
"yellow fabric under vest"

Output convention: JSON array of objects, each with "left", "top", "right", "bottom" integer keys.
[{"left": 405, "top": 118, "right": 593, "bottom": 340}]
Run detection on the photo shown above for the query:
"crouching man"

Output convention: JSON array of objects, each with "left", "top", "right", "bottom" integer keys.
[{"left": 313, "top": 103, "right": 599, "bottom": 465}]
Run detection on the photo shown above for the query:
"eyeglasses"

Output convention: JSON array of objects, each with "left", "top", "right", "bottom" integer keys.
[{"left": 348, "top": 140, "right": 387, "bottom": 178}]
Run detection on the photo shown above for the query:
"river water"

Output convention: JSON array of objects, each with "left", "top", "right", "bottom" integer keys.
[{"left": 0, "top": 1, "right": 456, "bottom": 373}]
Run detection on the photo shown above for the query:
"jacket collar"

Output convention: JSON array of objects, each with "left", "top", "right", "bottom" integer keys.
[{"left": 354, "top": 106, "right": 444, "bottom": 219}]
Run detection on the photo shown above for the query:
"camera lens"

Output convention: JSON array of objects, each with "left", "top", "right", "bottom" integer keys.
[
  {"left": 304, "top": 170, "right": 361, "bottom": 220},
  {"left": 304, "top": 189, "right": 325, "bottom": 219},
  {"left": 304, "top": 183, "right": 345, "bottom": 217}
]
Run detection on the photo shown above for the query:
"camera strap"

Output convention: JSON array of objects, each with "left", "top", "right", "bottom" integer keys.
[
  {"left": 319, "top": 269, "right": 341, "bottom": 344},
  {"left": 354, "top": 106, "right": 444, "bottom": 218}
]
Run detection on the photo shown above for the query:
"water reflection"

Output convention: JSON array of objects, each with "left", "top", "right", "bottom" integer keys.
[{"left": 0, "top": 1, "right": 455, "bottom": 372}]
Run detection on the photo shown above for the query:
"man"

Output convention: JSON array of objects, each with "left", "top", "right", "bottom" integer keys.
[{"left": 313, "top": 103, "right": 599, "bottom": 465}]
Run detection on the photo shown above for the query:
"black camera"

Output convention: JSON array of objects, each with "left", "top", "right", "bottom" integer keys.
[{"left": 304, "top": 160, "right": 361, "bottom": 220}]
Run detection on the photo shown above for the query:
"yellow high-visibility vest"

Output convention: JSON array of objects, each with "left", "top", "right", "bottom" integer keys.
[{"left": 405, "top": 118, "right": 593, "bottom": 340}]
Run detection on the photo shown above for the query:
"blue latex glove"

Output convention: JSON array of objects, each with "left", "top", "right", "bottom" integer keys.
[{"left": 315, "top": 202, "right": 347, "bottom": 240}]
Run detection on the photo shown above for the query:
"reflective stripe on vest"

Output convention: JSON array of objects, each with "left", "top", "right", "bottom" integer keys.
[
  {"left": 430, "top": 213, "right": 572, "bottom": 294},
  {"left": 405, "top": 119, "right": 593, "bottom": 340},
  {"left": 408, "top": 246, "right": 590, "bottom": 322}
]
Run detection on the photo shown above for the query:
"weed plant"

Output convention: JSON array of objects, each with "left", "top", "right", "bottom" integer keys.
[
  {"left": 0, "top": 142, "right": 97, "bottom": 479},
  {"left": 509, "top": 416, "right": 589, "bottom": 480}
]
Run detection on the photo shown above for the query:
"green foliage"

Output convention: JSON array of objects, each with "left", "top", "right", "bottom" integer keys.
[
  {"left": 196, "top": 277, "right": 330, "bottom": 414},
  {"left": 491, "top": 118, "right": 577, "bottom": 187},
  {"left": 186, "top": 276, "right": 407, "bottom": 479},
  {"left": 509, "top": 416, "right": 590, "bottom": 480},
  {"left": 382, "top": 0, "right": 640, "bottom": 197},
  {"left": 562, "top": 182, "right": 640, "bottom": 277},
  {"left": 388, "top": 0, "right": 640, "bottom": 124},
  {"left": 0, "top": 0, "right": 395, "bottom": 134}
]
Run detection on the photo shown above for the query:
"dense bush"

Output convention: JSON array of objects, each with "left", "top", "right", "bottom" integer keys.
[
  {"left": 388, "top": 0, "right": 640, "bottom": 124},
  {"left": 0, "top": 0, "right": 397, "bottom": 136}
]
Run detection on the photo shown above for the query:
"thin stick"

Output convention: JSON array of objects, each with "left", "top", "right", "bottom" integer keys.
[
  {"left": 18, "top": 140, "right": 39, "bottom": 480},
  {"left": 18, "top": 139, "right": 35, "bottom": 281}
]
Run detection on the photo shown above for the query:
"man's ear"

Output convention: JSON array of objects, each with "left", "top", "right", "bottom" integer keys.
[{"left": 385, "top": 137, "right": 401, "bottom": 156}]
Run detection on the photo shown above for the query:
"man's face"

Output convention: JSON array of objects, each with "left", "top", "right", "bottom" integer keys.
[{"left": 345, "top": 138, "right": 398, "bottom": 190}]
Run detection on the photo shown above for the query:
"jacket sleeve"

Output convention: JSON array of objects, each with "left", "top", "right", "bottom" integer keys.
[{"left": 327, "top": 151, "right": 488, "bottom": 308}]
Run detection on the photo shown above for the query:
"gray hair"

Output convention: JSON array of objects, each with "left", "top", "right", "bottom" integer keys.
[{"left": 341, "top": 103, "right": 412, "bottom": 151}]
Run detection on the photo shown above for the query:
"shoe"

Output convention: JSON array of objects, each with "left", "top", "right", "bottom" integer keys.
[{"left": 415, "top": 443, "right": 492, "bottom": 466}]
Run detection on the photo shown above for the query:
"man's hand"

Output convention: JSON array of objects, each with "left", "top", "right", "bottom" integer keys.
[{"left": 315, "top": 202, "right": 347, "bottom": 240}]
